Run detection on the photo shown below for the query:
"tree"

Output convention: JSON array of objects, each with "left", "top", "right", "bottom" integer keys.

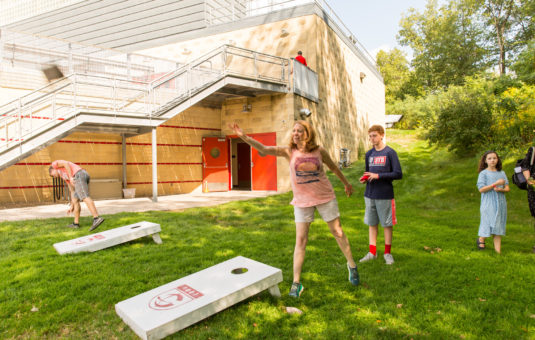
[
  {"left": 398, "top": 0, "right": 489, "bottom": 92},
  {"left": 476, "top": 0, "right": 534, "bottom": 75},
  {"left": 479, "top": 0, "right": 517, "bottom": 75},
  {"left": 376, "top": 48, "right": 420, "bottom": 103},
  {"left": 511, "top": 40, "right": 535, "bottom": 83}
]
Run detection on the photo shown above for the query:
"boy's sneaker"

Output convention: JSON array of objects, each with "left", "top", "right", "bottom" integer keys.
[
  {"left": 347, "top": 263, "right": 360, "bottom": 286},
  {"left": 384, "top": 253, "right": 394, "bottom": 265},
  {"left": 288, "top": 282, "right": 304, "bottom": 298},
  {"left": 90, "top": 217, "right": 104, "bottom": 231},
  {"left": 66, "top": 223, "right": 80, "bottom": 229},
  {"left": 359, "top": 252, "right": 377, "bottom": 263}
]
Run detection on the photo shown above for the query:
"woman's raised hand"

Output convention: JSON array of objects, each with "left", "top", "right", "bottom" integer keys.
[{"left": 228, "top": 123, "right": 244, "bottom": 138}]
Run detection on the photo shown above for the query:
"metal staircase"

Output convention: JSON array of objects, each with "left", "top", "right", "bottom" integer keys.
[{"left": 0, "top": 45, "right": 290, "bottom": 171}]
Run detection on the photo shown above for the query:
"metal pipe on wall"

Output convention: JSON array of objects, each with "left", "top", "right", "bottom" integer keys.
[
  {"left": 152, "top": 127, "right": 158, "bottom": 202},
  {"left": 122, "top": 134, "right": 127, "bottom": 189}
]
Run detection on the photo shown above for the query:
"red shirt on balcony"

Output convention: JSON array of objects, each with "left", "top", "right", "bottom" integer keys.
[{"left": 295, "top": 51, "right": 307, "bottom": 67}]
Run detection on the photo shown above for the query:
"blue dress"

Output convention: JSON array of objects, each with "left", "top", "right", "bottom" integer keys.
[{"left": 477, "top": 169, "right": 508, "bottom": 236}]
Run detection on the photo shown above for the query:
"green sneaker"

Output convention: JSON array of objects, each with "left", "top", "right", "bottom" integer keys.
[
  {"left": 288, "top": 282, "right": 304, "bottom": 298},
  {"left": 347, "top": 263, "right": 360, "bottom": 286}
]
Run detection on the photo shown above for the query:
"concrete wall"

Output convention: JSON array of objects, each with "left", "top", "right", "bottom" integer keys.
[{"left": 312, "top": 16, "right": 385, "bottom": 162}]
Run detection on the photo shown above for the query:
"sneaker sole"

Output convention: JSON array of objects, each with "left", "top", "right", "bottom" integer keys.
[
  {"left": 289, "top": 286, "right": 304, "bottom": 298},
  {"left": 89, "top": 219, "right": 104, "bottom": 231}
]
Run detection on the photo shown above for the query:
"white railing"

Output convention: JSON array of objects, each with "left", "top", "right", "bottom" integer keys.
[
  {"left": 0, "top": 44, "right": 290, "bottom": 153},
  {"left": 147, "top": 44, "right": 290, "bottom": 116},
  {"left": 204, "top": 0, "right": 376, "bottom": 67},
  {"left": 0, "top": 74, "right": 151, "bottom": 152}
]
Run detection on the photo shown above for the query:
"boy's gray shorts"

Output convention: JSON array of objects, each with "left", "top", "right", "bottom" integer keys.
[
  {"left": 73, "top": 170, "right": 91, "bottom": 201},
  {"left": 364, "top": 197, "right": 397, "bottom": 227}
]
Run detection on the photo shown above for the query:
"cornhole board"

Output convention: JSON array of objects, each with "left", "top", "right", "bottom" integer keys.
[
  {"left": 115, "top": 256, "right": 282, "bottom": 340},
  {"left": 53, "top": 221, "right": 161, "bottom": 255}
]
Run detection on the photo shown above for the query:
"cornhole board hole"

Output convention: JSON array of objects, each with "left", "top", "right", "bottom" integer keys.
[
  {"left": 115, "top": 256, "right": 283, "bottom": 340},
  {"left": 53, "top": 221, "right": 162, "bottom": 255}
]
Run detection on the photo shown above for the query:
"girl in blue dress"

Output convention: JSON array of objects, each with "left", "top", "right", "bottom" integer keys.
[{"left": 477, "top": 151, "right": 509, "bottom": 253}]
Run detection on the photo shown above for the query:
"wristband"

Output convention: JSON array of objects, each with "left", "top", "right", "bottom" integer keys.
[{"left": 492, "top": 184, "right": 496, "bottom": 188}]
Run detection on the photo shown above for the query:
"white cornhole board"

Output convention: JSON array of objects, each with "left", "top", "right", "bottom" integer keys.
[
  {"left": 115, "top": 256, "right": 282, "bottom": 340},
  {"left": 53, "top": 221, "right": 162, "bottom": 254}
]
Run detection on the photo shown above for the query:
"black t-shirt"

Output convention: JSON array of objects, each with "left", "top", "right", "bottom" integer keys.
[
  {"left": 520, "top": 147, "right": 535, "bottom": 173},
  {"left": 364, "top": 146, "right": 403, "bottom": 199}
]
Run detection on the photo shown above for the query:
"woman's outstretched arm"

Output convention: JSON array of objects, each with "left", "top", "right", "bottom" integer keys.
[{"left": 228, "top": 123, "right": 290, "bottom": 159}]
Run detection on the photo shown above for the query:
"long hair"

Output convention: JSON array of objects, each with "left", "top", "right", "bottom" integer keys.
[
  {"left": 478, "top": 150, "right": 502, "bottom": 172},
  {"left": 288, "top": 120, "right": 319, "bottom": 152}
]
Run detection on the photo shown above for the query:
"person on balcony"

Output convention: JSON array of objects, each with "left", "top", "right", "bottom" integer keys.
[
  {"left": 295, "top": 51, "right": 308, "bottom": 66},
  {"left": 49, "top": 160, "right": 104, "bottom": 231}
]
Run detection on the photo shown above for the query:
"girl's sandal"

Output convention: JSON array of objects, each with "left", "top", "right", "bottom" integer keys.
[{"left": 476, "top": 238, "right": 485, "bottom": 250}]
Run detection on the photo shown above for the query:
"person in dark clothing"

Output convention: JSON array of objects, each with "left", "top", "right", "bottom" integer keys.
[
  {"left": 358, "top": 125, "right": 402, "bottom": 265},
  {"left": 520, "top": 146, "right": 535, "bottom": 252},
  {"left": 295, "top": 51, "right": 307, "bottom": 66}
]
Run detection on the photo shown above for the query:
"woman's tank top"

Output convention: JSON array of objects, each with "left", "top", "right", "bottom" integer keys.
[{"left": 289, "top": 148, "right": 336, "bottom": 207}]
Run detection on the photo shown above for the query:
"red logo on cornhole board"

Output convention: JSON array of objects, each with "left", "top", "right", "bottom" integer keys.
[
  {"left": 73, "top": 234, "right": 105, "bottom": 245},
  {"left": 148, "top": 284, "right": 204, "bottom": 311}
]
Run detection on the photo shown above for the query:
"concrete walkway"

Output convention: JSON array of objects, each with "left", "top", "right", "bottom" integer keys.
[{"left": 0, "top": 190, "right": 280, "bottom": 222}]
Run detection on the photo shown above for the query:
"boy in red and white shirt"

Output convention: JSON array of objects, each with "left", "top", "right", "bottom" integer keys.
[{"left": 359, "top": 125, "right": 402, "bottom": 265}]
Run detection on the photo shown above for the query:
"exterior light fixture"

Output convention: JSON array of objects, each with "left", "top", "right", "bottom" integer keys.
[
  {"left": 360, "top": 72, "right": 366, "bottom": 82},
  {"left": 299, "top": 108, "right": 312, "bottom": 118},
  {"left": 182, "top": 48, "right": 192, "bottom": 55},
  {"left": 280, "top": 29, "right": 289, "bottom": 38}
]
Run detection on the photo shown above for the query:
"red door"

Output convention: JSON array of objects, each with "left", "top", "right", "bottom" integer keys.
[
  {"left": 251, "top": 132, "right": 277, "bottom": 191},
  {"left": 202, "top": 137, "right": 229, "bottom": 192}
]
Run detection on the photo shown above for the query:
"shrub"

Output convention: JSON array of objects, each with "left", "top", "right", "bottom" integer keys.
[{"left": 425, "top": 77, "right": 495, "bottom": 155}]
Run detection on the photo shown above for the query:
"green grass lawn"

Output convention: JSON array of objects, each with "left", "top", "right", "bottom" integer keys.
[{"left": 1, "top": 130, "right": 535, "bottom": 339}]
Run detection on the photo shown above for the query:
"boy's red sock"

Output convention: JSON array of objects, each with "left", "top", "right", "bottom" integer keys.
[
  {"left": 369, "top": 244, "right": 377, "bottom": 256},
  {"left": 385, "top": 244, "right": 392, "bottom": 254}
]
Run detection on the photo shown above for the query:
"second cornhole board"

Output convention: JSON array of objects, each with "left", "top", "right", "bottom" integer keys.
[
  {"left": 53, "top": 221, "right": 162, "bottom": 254},
  {"left": 115, "top": 256, "right": 283, "bottom": 340}
]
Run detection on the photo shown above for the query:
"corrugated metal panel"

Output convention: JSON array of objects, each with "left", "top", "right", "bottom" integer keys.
[{"left": 4, "top": 0, "right": 208, "bottom": 50}]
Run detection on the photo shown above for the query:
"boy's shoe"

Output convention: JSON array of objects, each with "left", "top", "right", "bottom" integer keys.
[
  {"left": 288, "top": 282, "right": 304, "bottom": 298},
  {"left": 384, "top": 253, "right": 394, "bottom": 265},
  {"left": 66, "top": 223, "right": 80, "bottom": 229},
  {"left": 359, "top": 252, "right": 377, "bottom": 263},
  {"left": 90, "top": 217, "right": 104, "bottom": 231},
  {"left": 347, "top": 263, "right": 360, "bottom": 286}
]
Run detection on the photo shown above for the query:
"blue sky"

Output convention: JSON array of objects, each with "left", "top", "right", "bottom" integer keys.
[{"left": 324, "top": 0, "right": 433, "bottom": 58}]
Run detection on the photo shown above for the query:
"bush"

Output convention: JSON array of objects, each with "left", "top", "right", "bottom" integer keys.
[
  {"left": 493, "top": 84, "right": 535, "bottom": 147},
  {"left": 386, "top": 94, "right": 440, "bottom": 129},
  {"left": 425, "top": 77, "right": 494, "bottom": 155}
]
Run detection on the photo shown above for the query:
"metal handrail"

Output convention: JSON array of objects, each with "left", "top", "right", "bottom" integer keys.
[
  {"left": 0, "top": 44, "right": 290, "bottom": 153},
  {"left": 0, "top": 76, "right": 71, "bottom": 112}
]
